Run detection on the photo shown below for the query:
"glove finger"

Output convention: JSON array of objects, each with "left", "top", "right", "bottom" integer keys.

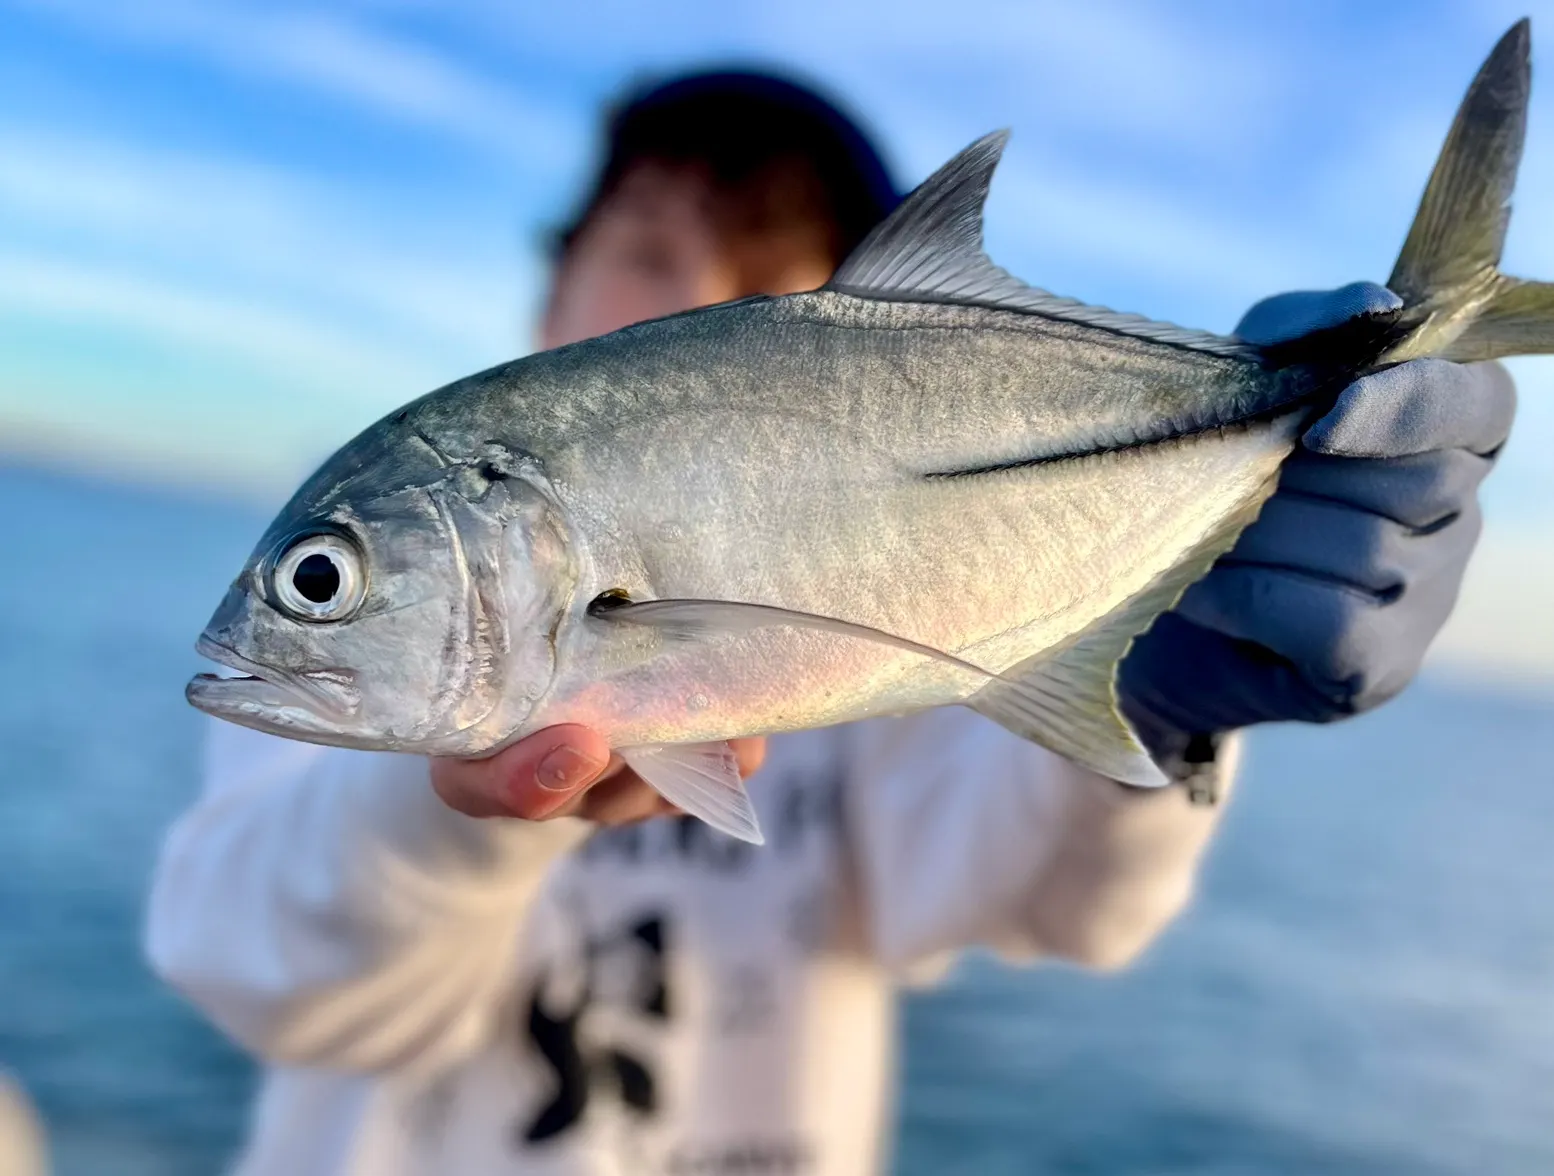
[
  {"left": 1175, "top": 566, "right": 1403, "bottom": 709},
  {"left": 1120, "top": 613, "right": 1350, "bottom": 732},
  {"left": 1223, "top": 493, "right": 1479, "bottom": 598},
  {"left": 1275, "top": 448, "right": 1494, "bottom": 530},
  {"left": 1304, "top": 359, "right": 1516, "bottom": 459},
  {"left": 1177, "top": 504, "right": 1481, "bottom": 703},
  {"left": 1234, "top": 282, "right": 1401, "bottom": 346}
]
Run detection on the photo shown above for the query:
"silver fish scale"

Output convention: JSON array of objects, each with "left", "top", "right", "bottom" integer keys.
[
  {"left": 409, "top": 290, "right": 1295, "bottom": 481},
  {"left": 384, "top": 290, "right": 1306, "bottom": 747}
]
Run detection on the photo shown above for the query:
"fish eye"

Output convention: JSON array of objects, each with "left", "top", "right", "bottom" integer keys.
[{"left": 271, "top": 533, "right": 367, "bottom": 622}]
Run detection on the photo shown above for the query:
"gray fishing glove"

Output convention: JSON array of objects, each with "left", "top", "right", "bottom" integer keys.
[{"left": 1117, "top": 281, "right": 1517, "bottom": 788}]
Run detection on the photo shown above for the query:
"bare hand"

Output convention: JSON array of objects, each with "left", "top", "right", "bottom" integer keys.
[{"left": 431, "top": 726, "right": 767, "bottom": 826}]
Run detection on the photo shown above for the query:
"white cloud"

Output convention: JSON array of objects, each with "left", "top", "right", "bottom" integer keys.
[
  {"left": 0, "top": 409, "right": 315, "bottom": 505},
  {"left": 5, "top": 0, "right": 584, "bottom": 165},
  {"left": 442, "top": 0, "right": 1283, "bottom": 140},
  {"left": 0, "top": 251, "right": 443, "bottom": 401},
  {"left": 1427, "top": 522, "right": 1554, "bottom": 697},
  {"left": 0, "top": 124, "right": 523, "bottom": 361},
  {"left": 977, "top": 149, "right": 1317, "bottom": 323}
]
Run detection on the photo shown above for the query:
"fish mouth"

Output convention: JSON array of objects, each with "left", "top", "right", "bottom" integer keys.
[{"left": 187, "top": 636, "right": 363, "bottom": 740}]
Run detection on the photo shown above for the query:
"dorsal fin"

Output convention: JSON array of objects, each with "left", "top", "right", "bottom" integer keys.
[
  {"left": 829, "top": 130, "right": 1014, "bottom": 298},
  {"left": 827, "top": 131, "right": 1254, "bottom": 359}
]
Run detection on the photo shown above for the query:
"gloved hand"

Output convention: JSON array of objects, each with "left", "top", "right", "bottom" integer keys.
[{"left": 1117, "top": 281, "right": 1517, "bottom": 784}]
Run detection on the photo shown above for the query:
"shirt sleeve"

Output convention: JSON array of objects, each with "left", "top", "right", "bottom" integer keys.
[
  {"left": 839, "top": 709, "right": 1239, "bottom": 976},
  {"left": 144, "top": 721, "right": 591, "bottom": 1076}
]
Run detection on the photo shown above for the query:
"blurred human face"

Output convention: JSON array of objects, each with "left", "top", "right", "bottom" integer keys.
[{"left": 539, "top": 163, "right": 836, "bottom": 350}]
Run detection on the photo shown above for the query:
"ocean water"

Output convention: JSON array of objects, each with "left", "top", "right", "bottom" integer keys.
[{"left": 0, "top": 461, "right": 1551, "bottom": 1175}]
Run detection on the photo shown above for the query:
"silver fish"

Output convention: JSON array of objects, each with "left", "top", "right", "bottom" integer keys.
[{"left": 189, "top": 23, "right": 1554, "bottom": 844}]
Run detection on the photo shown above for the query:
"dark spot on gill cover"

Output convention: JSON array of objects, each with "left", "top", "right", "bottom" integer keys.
[{"left": 587, "top": 589, "right": 633, "bottom": 618}]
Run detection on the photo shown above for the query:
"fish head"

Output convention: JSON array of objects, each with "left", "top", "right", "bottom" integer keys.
[{"left": 187, "top": 424, "right": 577, "bottom": 754}]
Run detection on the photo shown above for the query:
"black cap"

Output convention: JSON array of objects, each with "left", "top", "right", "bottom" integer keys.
[{"left": 552, "top": 68, "right": 900, "bottom": 264}]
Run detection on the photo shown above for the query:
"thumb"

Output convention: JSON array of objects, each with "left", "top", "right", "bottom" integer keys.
[
  {"left": 432, "top": 725, "right": 613, "bottom": 819},
  {"left": 1234, "top": 281, "right": 1400, "bottom": 346}
]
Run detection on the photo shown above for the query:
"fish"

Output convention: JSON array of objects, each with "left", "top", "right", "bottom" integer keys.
[{"left": 188, "top": 22, "right": 1554, "bottom": 845}]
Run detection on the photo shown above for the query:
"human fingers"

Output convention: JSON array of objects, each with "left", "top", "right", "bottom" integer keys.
[{"left": 430, "top": 724, "right": 615, "bottom": 820}]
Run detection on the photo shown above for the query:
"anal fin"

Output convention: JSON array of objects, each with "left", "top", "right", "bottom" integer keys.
[
  {"left": 970, "top": 662, "right": 1165, "bottom": 787},
  {"left": 968, "top": 474, "right": 1283, "bottom": 787},
  {"left": 618, "top": 742, "right": 765, "bottom": 845}
]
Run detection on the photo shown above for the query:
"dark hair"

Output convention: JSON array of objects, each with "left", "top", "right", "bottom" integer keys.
[{"left": 551, "top": 69, "right": 900, "bottom": 268}]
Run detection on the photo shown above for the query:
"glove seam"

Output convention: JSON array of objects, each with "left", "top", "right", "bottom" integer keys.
[{"left": 1213, "top": 556, "right": 1403, "bottom": 606}]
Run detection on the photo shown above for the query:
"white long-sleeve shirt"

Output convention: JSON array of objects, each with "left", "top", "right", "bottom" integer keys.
[
  {"left": 146, "top": 711, "right": 1236, "bottom": 1176},
  {"left": 0, "top": 1071, "right": 47, "bottom": 1176}
]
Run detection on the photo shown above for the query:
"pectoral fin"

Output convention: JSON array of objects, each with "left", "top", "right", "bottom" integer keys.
[
  {"left": 618, "top": 742, "right": 764, "bottom": 845},
  {"left": 590, "top": 594, "right": 978, "bottom": 660},
  {"left": 592, "top": 595, "right": 1165, "bottom": 783}
]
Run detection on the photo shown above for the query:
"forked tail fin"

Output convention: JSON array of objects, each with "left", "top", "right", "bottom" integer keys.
[{"left": 1384, "top": 18, "right": 1554, "bottom": 364}]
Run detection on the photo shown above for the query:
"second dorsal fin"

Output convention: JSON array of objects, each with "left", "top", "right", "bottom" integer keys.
[{"left": 827, "top": 131, "right": 1253, "bottom": 359}]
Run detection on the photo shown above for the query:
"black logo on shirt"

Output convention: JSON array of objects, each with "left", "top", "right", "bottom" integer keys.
[
  {"left": 518, "top": 912, "right": 669, "bottom": 1144},
  {"left": 516, "top": 763, "right": 846, "bottom": 1160}
]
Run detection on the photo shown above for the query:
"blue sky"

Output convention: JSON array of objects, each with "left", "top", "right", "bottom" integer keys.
[{"left": 1, "top": 0, "right": 1551, "bottom": 685}]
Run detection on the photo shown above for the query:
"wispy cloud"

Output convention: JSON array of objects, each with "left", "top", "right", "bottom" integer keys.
[
  {"left": 5, "top": 0, "right": 584, "bottom": 165},
  {"left": 0, "top": 249, "right": 441, "bottom": 496},
  {"left": 439, "top": 0, "right": 1287, "bottom": 150},
  {"left": 1427, "top": 523, "right": 1554, "bottom": 696},
  {"left": 0, "top": 125, "right": 523, "bottom": 360},
  {"left": 0, "top": 251, "right": 444, "bottom": 396}
]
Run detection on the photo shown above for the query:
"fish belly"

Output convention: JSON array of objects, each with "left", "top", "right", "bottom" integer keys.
[{"left": 536, "top": 411, "right": 1296, "bottom": 747}]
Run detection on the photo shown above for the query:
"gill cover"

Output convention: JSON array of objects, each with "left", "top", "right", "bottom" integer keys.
[{"left": 421, "top": 443, "right": 577, "bottom": 749}]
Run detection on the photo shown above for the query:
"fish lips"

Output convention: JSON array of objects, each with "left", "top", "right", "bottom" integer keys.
[{"left": 187, "top": 635, "right": 365, "bottom": 742}]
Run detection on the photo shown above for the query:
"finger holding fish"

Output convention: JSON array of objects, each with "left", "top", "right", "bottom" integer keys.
[{"left": 430, "top": 725, "right": 766, "bottom": 825}]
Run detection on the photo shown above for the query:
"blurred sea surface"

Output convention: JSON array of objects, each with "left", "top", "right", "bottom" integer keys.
[{"left": 1, "top": 461, "right": 1551, "bottom": 1175}]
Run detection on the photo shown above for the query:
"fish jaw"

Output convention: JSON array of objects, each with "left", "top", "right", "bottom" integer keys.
[{"left": 186, "top": 634, "right": 378, "bottom": 749}]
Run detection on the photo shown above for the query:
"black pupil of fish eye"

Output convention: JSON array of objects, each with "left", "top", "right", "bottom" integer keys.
[{"left": 293, "top": 552, "right": 341, "bottom": 604}]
